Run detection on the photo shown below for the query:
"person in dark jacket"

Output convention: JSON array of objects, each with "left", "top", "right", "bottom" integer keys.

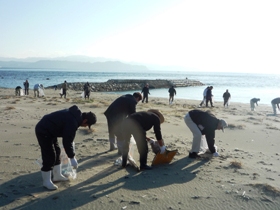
[
  {"left": 15, "top": 86, "right": 22, "bottom": 96},
  {"left": 60, "top": 80, "right": 67, "bottom": 98},
  {"left": 104, "top": 92, "right": 142, "bottom": 152},
  {"left": 35, "top": 105, "right": 97, "bottom": 190},
  {"left": 120, "top": 109, "right": 166, "bottom": 170},
  {"left": 206, "top": 86, "right": 214, "bottom": 107},
  {"left": 83, "top": 82, "right": 91, "bottom": 99},
  {"left": 223, "top": 89, "right": 231, "bottom": 107},
  {"left": 168, "top": 85, "right": 177, "bottom": 104},
  {"left": 184, "top": 110, "right": 227, "bottom": 158},
  {"left": 23, "top": 79, "right": 29, "bottom": 95},
  {"left": 141, "top": 84, "right": 150, "bottom": 103}
]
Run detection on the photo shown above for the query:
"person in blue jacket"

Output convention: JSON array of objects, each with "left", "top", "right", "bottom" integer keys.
[{"left": 35, "top": 105, "right": 96, "bottom": 190}]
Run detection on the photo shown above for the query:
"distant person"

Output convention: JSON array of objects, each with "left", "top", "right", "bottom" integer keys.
[
  {"left": 15, "top": 86, "right": 22, "bottom": 96},
  {"left": 60, "top": 81, "right": 67, "bottom": 98},
  {"left": 199, "top": 86, "right": 209, "bottom": 107},
  {"left": 271, "top": 97, "right": 280, "bottom": 115},
  {"left": 141, "top": 84, "right": 150, "bottom": 103},
  {"left": 250, "top": 98, "right": 260, "bottom": 111},
  {"left": 35, "top": 105, "right": 97, "bottom": 190},
  {"left": 104, "top": 92, "right": 142, "bottom": 153},
  {"left": 34, "top": 84, "right": 44, "bottom": 97},
  {"left": 168, "top": 85, "right": 176, "bottom": 104},
  {"left": 206, "top": 86, "right": 214, "bottom": 107},
  {"left": 23, "top": 80, "right": 29, "bottom": 95},
  {"left": 120, "top": 109, "right": 166, "bottom": 170},
  {"left": 223, "top": 89, "right": 231, "bottom": 107},
  {"left": 184, "top": 110, "right": 228, "bottom": 158},
  {"left": 83, "top": 82, "right": 91, "bottom": 99}
]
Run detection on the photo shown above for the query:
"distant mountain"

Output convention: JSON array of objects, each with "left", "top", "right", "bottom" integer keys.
[{"left": 0, "top": 57, "right": 148, "bottom": 71}]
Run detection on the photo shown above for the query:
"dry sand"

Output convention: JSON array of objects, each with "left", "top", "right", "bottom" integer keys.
[{"left": 0, "top": 88, "right": 279, "bottom": 210}]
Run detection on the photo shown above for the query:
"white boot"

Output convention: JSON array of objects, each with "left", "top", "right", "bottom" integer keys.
[
  {"left": 41, "top": 171, "right": 58, "bottom": 190},
  {"left": 52, "top": 164, "right": 69, "bottom": 182}
]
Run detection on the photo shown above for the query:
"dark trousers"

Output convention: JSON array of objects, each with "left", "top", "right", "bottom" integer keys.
[
  {"left": 35, "top": 130, "right": 61, "bottom": 171},
  {"left": 206, "top": 97, "right": 213, "bottom": 107},
  {"left": 142, "top": 94, "right": 148, "bottom": 103},
  {"left": 61, "top": 89, "right": 67, "bottom": 98},
  {"left": 25, "top": 89, "right": 29, "bottom": 95},
  {"left": 121, "top": 118, "right": 148, "bottom": 167}
]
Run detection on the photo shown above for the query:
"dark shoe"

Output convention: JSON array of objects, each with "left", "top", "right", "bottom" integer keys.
[
  {"left": 189, "top": 152, "right": 201, "bottom": 158},
  {"left": 140, "top": 165, "right": 152, "bottom": 170}
]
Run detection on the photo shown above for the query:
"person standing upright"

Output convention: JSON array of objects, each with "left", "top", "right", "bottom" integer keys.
[
  {"left": 223, "top": 89, "right": 231, "bottom": 107},
  {"left": 206, "top": 86, "right": 214, "bottom": 107},
  {"left": 141, "top": 84, "right": 150, "bottom": 103},
  {"left": 199, "top": 86, "right": 209, "bottom": 107},
  {"left": 23, "top": 79, "right": 29, "bottom": 95},
  {"left": 60, "top": 81, "right": 67, "bottom": 98},
  {"left": 168, "top": 85, "right": 176, "bottom": 104}
]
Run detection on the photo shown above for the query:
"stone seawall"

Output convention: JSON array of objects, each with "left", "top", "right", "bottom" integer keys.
[{"left": 46, "top": 79, "right": 204, "bottom": 92}]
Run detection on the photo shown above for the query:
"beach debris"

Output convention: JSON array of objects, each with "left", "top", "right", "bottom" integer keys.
[{"left": 122, "top": 206, "right": 127, "bottom": 209}]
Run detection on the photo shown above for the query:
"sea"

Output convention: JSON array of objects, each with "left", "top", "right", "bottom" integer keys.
[{"left": 0, "top": 69, "right": 279, "bottom": 106}]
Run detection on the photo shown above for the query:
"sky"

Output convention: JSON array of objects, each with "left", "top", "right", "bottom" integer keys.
[{"left": 0, "top": 0, "right": 280, "bottom": 73}]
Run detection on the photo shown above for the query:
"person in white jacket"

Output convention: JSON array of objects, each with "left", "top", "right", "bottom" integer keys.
[
  {"left": 199, "top": 86, "right": 209, "bottom": 107},
  {"left": 34, "top": 84, "right": 44, "bottom": 97}
]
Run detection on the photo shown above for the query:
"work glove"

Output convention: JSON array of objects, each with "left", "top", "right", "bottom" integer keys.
[
  {"left": 70, "top": 157, "right": 78, "bottom": 169},
  {"left": 160, "top": 145, "right": 166, "bottom": 154},
  {"left": 213, "top": 152, "right": 219, "bottom": 157}
]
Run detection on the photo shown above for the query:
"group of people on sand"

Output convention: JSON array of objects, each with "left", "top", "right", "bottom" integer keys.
[
  {"left": 15, "top": 80, "right": 44, "bottom": 97},
  {"left": 35, "top": 90, "right": 228, "bottom": 190}
]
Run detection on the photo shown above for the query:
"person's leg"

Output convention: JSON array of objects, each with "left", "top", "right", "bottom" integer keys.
[
  {"left": 146, "top": 94, "right": 148, "bottom": 103},
  {"left": 36, "top": 130, "right": 58, "bottom": 190},
  {"left": 184, "top": 113, "right": 202, "bottom": 155},
  {"left": 107, "top": 117, "right": 117, "bottom": 151},
  {"left": 206, "top": 98, "right": 209, "bottom": 107},
  {"left": 272, "top": 103, "right": 277, "bottom": 115}
]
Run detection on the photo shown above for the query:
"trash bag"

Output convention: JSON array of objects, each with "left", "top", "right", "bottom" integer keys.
[
  {"left": 114, "top": 136, "right": 136, "bottom": 166},
  {"left": 80, "top": 91, "right": 85, "bottom": 98},
  {"left": 35, "top": 143, "right": 77, "bottom": 179}
]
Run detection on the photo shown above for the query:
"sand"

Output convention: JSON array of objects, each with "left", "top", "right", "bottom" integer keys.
[{"left": 0, "top": 88, "right": 279, "bottom": 210}]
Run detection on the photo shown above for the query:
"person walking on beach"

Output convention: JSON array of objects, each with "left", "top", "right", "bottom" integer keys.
[
  {"left": 83, "top": 82, "right": 91, "bottom": 99},
  {"left": 23, "top": 80, "right": 29, "bottom": 95},
  {"left": 168, "top": 85, "right": 176, "bottom": 104},
  {"left": 184, "top": 110, "right": 228, "bottom": 158},
  {"left": 104, "top": 92, "right": 142, "bottom": 153},
  {"left": 199, "top": 86, "right": 209, "bottom": 107},
  {"left": 141, "top": 84, "right": 150, "bottom": 103},
  {"left": 60, "top": 81, "right": 67, "bottom": 98},
  {"left": 34, "top": 84, "right": 44, "bottom": 97},
  {"left": 120, "top": 109, "right": 166, "bottom": 170},
  {"left": 35, "top": 105, "right": 97, "bottom": 190},
  {"left": 223, "top": 89, "right": 231, "bottom": 107},
  {"left": 250, "top": 98, "right": 260, "bottom": 111},
  {"left": 206, "top": 86, "right": 214, "bottom": 107},
  {"left": 271, "top": 97, "right": 280, "bottom": 115}
]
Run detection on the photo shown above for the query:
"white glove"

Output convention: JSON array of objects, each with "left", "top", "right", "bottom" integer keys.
[
  {"left": 148, "top": 139, "right": 156, "bottom": 145},
  {"left": 160, "top": 145, "right": 166, "bottom": 154},
  {"left": 213, "top": 152, "right": 219, "bottom": 157},
  {"left": 70, "top": 157, "right": 78, "bottom": 169}
]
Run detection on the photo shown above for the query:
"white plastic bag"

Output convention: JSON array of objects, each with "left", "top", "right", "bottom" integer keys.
[
  {"left": 35, "top": 143, "right": 77, "bottom": 179},
  {"left": 199, "top": 135, "right": 208, "bottom": 154},
  {"left": 114, "top": 136, "right": 136, "bottom": 166},
  {"left": 80, "top": 91, "right": 85, "bottom": 98}
]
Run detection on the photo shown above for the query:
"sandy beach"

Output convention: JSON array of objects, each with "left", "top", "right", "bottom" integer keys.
[{"left": 0, "top": 88, "right": 279, "bottom": 210}]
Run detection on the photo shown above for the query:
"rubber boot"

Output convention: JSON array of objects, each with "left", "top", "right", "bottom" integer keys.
[
  {"left": 52, "top": 164, "right": 68, "bottom": 182},
  {"left": 41, "top": 171, "right": 58, "bottom": 190}
]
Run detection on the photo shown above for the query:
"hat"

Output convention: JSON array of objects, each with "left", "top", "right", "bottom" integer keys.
[
  {"left": 219, "top": 119, "right": 228, "bottom": 132},
  {"left": 86, "top": 112, "right": 97, "bottom": 128},
  {"left": 147, "top": 109, "right": 164, "bottom": 124}
]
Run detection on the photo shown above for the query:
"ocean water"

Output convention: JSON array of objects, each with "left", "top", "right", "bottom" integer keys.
[{"left": 0, "top": 69, "right": 279, "bottom": 106}]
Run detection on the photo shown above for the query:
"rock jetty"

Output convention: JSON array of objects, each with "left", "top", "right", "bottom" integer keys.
[{"left": 46, "top": 79, "right": 204, "bottom": 92}]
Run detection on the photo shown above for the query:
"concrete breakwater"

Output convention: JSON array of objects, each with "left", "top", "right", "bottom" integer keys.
[{"left": 47, "top": 79, "right": 204, "bottom": 92}]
